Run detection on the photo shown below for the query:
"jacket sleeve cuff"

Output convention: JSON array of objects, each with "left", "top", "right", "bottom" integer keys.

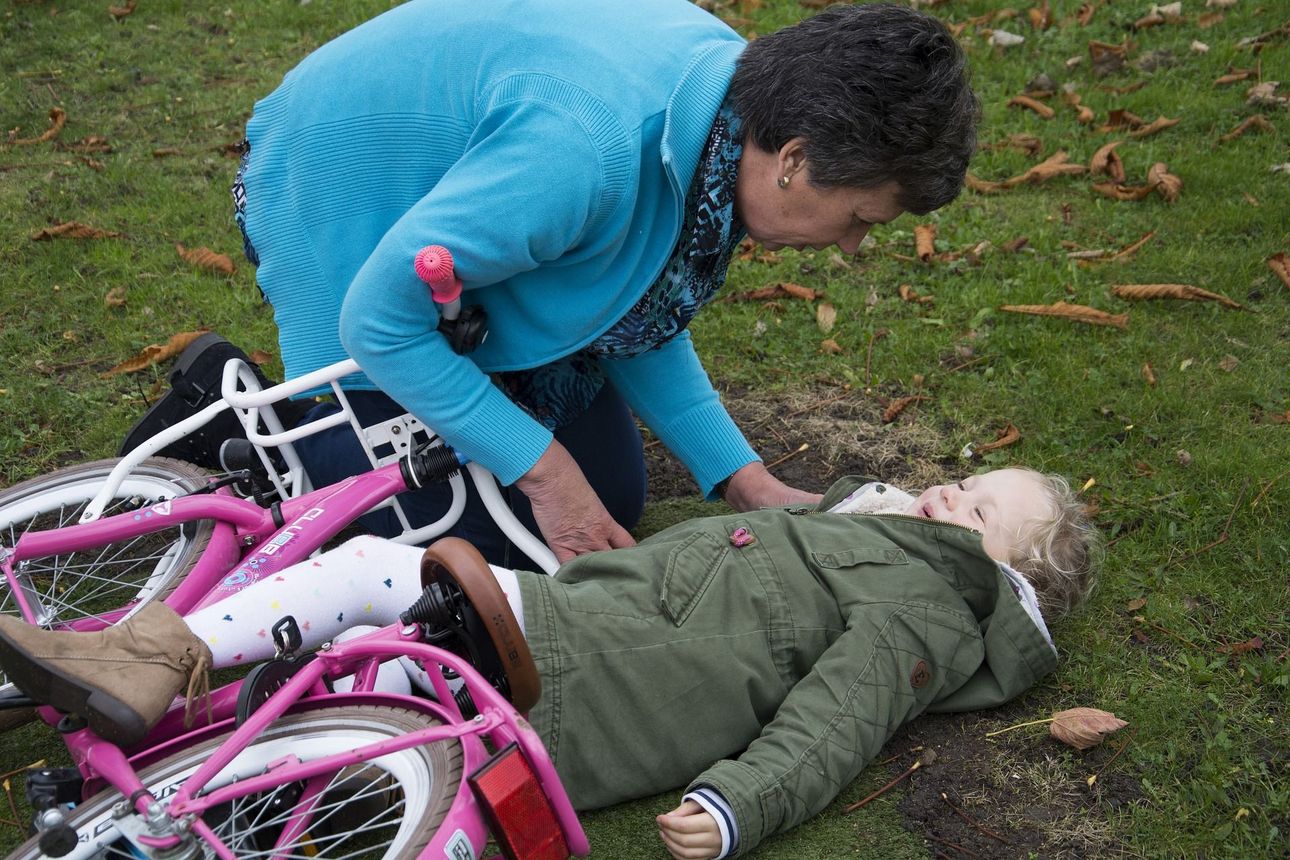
[{"left": 686, "top": 760, "right": 772, "bottom": 858}]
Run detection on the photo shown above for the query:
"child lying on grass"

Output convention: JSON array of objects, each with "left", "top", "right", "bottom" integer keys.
[{"left": 0, "top": 467, "right": 1098, "bottom": 859}]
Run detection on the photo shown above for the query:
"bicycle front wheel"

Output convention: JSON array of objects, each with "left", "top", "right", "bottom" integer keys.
[
  {"left": 7, "top": 705, "right": 464, "bottom": 859},
  {"left": 0, "top": 457, "right": 215, "bottom": 695}
]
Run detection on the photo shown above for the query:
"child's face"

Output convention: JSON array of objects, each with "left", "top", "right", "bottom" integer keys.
[{"left": 904, "top": 468, "right": 1048, "bottom": 563}]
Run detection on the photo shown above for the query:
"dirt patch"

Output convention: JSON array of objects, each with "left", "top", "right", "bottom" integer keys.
[
  {"left": 878, "top": 701, "right": 1142, "bottom": 859},
  {"left": 645, "top": 383, "right": 958, "bottom": 500}
]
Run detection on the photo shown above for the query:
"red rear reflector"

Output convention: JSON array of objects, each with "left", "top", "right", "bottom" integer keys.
[{"left": 468, "top": 743, "right": 570, "bottom": 860}]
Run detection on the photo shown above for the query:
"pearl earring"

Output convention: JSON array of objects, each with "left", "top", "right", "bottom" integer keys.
[{"left": 777, "top": 175, "right": 791, "bottom": 189}]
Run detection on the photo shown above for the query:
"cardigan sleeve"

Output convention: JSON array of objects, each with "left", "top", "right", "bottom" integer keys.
[
  {"left": 598, "top": 332, "right": 758, "bottom": 497},
  {"left": 685, "top": 602, "right": 985, "bottom": 856},
  {"left": 339, "top": 96, "right": 628, "bottom": 484}
]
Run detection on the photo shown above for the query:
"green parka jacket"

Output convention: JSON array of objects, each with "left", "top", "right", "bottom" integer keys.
[{"left": 516, "top": 476, "right": 1058, "bottom": 856}]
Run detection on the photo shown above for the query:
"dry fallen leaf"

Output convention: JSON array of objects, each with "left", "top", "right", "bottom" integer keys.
[
  {"left": 816, "top": 301, "right": 837, "bottom": 333},
  {"left": 100, "top": 330, "right": 211, "bottom": 377},
  {"left": 1098, "top": 108, "right": 1147, "bottom": 132},
  {"left": 722, "top": 282, "right": 824, "bottom": 303},
  {"left": 56, "top": 135, "right": 112, "bottom": 154},
  {"left": 104, "top": 286, "right": 127, "bottom": 308},
  {"left": 1125, "top": 597, "right": 1149, "bottom": 612},
  {"left": 883, "top": 394, "right": 929, "bottom": 423},
  {"left": 1215, "top": 68, "right": 1253, "bottom": 86},
  {"left": 1050, "top": 707, "right": 1129, "bottom": 750},
  {"left": 1218, "top": 354, "right": 1240, "bottom": 373},
  {"left": 109, "top": 0, "right": 138, "bottom": 20},
  {"left": 915, "top": 224, "right": 937, "bottom": 261},
  {"left": 1089, "top": 141, "right": 1126, "bottom": 182},
  {"left": 1077, "top": 2, "right": 1098, "bottom": 26},
  {"left": 1219, "top": 115, "right": 1274, "bottom": 144},
  {"left": 1113, "top": 230, "right": 1156, "bottom": 261},
  {"left": 176, "top": 244, "right": 236, "bottom": 276},
  {"left": 1112, "top": 283, "right": 1242, "bottom": 309},
  {"left": 1147, "top": 162, "right": 1182, "bottom": 202},
  {"left": 983, "top": 132, "right": 1044, "bottom": 156},
  {"left": 1001, "top": 300, "right": 1129, "bottom": 328},
  {"left": 1268, "top": 253, "right": 1290, "bottom": 291},
  {"left": 1091, "top": 181, "right": 1157, "bottom": 201},
  {"left": 819, "top": 338, "right": 844, "bottom": 355},
  {"left": 1245, "top": 82, "right": 1287, "bottom": 109},
  {"left": 1013, "top": 151, "right": 1088, "bottom": 186},
  {"left": 899, "top": 283, "right": 935, "bottom": 304},
  {"left": 1008, "top": 94, "right": 1056, "bottom": 119},
  {"left": 1028, "top": 0, "right": 1052, "bottom": 30},
  {"left": 30, "top": 220, "right": 123, "bottom": 241},
  {"left": 1129, "top": 116, "right": 1180, "bottom": 139},
  {"left": 10, "top": 107, "right": 66, "bottom": 146},
  {"left": 1217, "top": 636, "right": 1264, "bottom": 656},
  {"left": 249, "top": 349, "right": 274, "bottom": 365},
  {"left": 976, "top": 422, "right": 1021, "bottom": 454},
  {"left": 1142, "top": 362, "right": 1157, "bottom": 387}
]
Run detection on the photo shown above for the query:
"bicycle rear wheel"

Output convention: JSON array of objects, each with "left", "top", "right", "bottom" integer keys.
[
  {"left": 7, "top": 705, "right": 463, "bottom": 860},
  {"left": 0, "top": 458, "right": 215, "bottom": 695}
]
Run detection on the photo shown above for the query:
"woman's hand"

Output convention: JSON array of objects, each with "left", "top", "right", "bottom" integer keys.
[
  {"left": 722, "top": 461, "right": 823, "bottom": 512},
  {"left": 657, "top": 800, "right": 721, "bottom": 859},
  {"left": 515, "top": 440, "right": 635, "bottom": 563}
]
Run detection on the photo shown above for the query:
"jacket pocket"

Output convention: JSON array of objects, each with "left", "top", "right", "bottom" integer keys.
[
  {"left": 811, "top": 546, "right": 909, "bottom": 568},
  {"left": 660, "top": 531, "right": 728, "bottom": 626}
]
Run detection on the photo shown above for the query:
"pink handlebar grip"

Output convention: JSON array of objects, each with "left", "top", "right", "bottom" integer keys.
[{"left": 414, "top": 245, "right": 462, "bottom": 303}]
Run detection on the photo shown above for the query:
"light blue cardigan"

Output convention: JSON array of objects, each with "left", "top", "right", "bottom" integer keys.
[{"left": 242, "top": 0, "right": 756, "bottom": 493}]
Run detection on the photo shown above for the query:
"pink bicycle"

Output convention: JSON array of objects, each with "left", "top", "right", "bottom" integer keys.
[{"left": 0, "top": 344, "right": 587, "bottom": 859}]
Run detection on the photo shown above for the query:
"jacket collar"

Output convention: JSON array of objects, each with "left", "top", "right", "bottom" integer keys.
[{"left": 660, "top": 41, "right": 745, "bottom": 194}]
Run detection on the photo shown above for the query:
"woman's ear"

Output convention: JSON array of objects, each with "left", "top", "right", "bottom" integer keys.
[{"left": 776, "top": 137, "right": 809, "bottom": 181}]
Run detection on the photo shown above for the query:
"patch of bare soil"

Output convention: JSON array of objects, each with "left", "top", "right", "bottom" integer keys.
[
  {"left": 882, "top": 701, "right": 1142, "bottom": 859},
  {"left": 645, "top": 383, "right": 957, "bottom": 500}
]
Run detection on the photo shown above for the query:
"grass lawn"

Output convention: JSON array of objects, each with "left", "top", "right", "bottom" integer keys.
[{"left": 1, "top": 0, "right": 1287, "bottom": 857}]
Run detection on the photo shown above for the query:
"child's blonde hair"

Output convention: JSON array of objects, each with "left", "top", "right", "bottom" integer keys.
[{"left": 1009, "top": 472, "right": 1101, "bottom": 620}]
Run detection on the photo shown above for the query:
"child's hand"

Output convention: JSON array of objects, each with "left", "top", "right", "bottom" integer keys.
[{"left": 657, "top": 800, "right": 721, "bottom": 859}]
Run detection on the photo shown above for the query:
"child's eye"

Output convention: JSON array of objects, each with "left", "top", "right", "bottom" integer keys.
[
  {"left": 957, "top": 482, "right": 966, "bottom": 491},
  {"left": 974, "top": 507, "right": 984, "bottom": 522}
]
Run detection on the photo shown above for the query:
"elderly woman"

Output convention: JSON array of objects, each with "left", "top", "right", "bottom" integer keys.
[{"left": 215, "top": 0, "right": 976, "bottom": 566}]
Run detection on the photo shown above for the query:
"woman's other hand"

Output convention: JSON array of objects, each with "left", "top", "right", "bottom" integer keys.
[
  {"left": 723, "top": 461, "right": 823, "bottom": 511},
  {"left": 516, "top": 440, "right": 636, "bottom": 563},
  {"left": 657, "top": 800, "right": 721, "bottom": 860}
]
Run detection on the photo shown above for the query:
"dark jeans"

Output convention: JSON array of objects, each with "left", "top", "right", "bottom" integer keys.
[{"left": 291, "top": 384, "right": 646, "bottom": 570}]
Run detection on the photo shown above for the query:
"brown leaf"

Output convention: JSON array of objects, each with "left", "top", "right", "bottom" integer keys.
[
  {"left": 1001, "top": 300, "right": 1129, "bottom": 328},
  {"left": 1089, "top": 141, "right": 1126, "bottom": 182},
  {"left": 816, "top": 301, "right": 837, "bottom": 333},
  {"left": 10, "top": 107, "right": 66, "bottom": 146},
  {"left": 248, "top": 349, "right": 274, "bottom": 365},
  {"left": 1134, "top": 12, "right": 1165, "bottom": 29},
  {"left": 176, "top": 243, "right": 236, "bottom": 276},
  {"left": 1002, "top": 236, "right": 1030, "bottom": 253},
  {"left": 30, "top": 220, "right": 123, "bottom": 240},
  {"left": 100, "top": 330, "right": 211, "bottom": 377},
  {"left": 1218, "top": 354, "right": 1240, "bottom": 373},
  {"left": 1142, "top": 362, "right": 1157, "bottom": 387},
  {"left": 1218, "top": 115, "right": 1274, "bottom": 144},
  {"left": 1214, "top": 69, "right": 1253, "bottom": 86},
  {"left": 914, "top": 224, "right": 937, "bottom": 261},
  {"left": 1077, "top": 2, "right": 1098, "bottom": 26},
  {"left": 1028, "top": 0, "right": 1052, "bottom": 30},
  {"left": 1197, "top": 11, "right": 1225, "bottom": 28},
  {"left": 819, "top": 338, "right": 843, "bottom": 355},
  {"left": 1147, "top": 162, "right": 1182, "bottom": 202},
  {"left": 1217, "top": 637, "right": 1263, "bottom": 656},
  {"left": 104, "top": 286, "right": 127, "bottom": 308},
  {"left": 1129, "top": 116, "right": 1180, "bottom": 139},
  {"left": 899, "top": 284, "right": 934, "bottom": 304},
  {"left": 152, "top": 147, "right": 183, "bottom": 158},
  {"left": 1098, "top": 109, "right": 1146, "bottom": 132},
  {"left": 1009, "top": 151, "right": 1087, "bottom": 187},
  {"left": 1112, "top": 283, "right": 1242, "bottom": 310},
  {"left": 984, "top": 132, "right": 1044, "bottom": 157},
  {"left": 965, "top": 172, "right": 1007, "bottom": 194},
  {"left": 1268, "top": 253, "right": 1290, "bottom": 291},
  {"left": 1091, "top": 181, "right": 1156, "bottom": 201},
  {"left": 721, "top": 282, "right": 824, "bottom": 303},
  {"left": 56, "top": 135, "right": 111, "bottom": 154},
  {"left": 883, "top": 395, "right": 929, "bottom": 424},
  {"left": 1125, "top": 597, "right": 1148, "bottom": 612},
  {"left": 1050, "top": 707, "right": 1129, "bottom": 750},
  {"left": 780, "top": 282, "right": 820, "bottom": 301},
  {"left": 1098, "top": 82, "right": 1148, "bottom": 95},
  {"left": 976, "top": 422, "right": 1021, "bottom": 454},
  {"left": 1008, "top": 94, "right": 1056, "bottom": 119},
  {"left": 108, "top": 0, "right": 137, "bottom": 20}
]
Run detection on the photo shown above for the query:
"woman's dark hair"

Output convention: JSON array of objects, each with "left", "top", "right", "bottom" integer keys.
[{"left": 729, "top": 2, "right": 978, "bottom": 214}]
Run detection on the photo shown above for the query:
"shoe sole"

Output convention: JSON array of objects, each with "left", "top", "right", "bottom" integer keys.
[{"left": 0, "top": 627, "right": 148, "bottom": 747}]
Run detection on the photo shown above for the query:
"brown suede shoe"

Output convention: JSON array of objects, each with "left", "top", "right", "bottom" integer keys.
[{"left": 0, "top": 604, "right": 211, "bottom": 747}]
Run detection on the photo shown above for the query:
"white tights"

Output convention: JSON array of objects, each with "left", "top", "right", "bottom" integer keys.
[{"left": 183, "top": 536, "right": 523, "bottom": 692}]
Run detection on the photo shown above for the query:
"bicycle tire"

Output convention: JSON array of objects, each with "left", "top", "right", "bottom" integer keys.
[
  {"left": 6, "top": 704, "right": 464, "bottom": 860},
  {"left": 0, "top": 457, "right": 215, "bottom": 696}
]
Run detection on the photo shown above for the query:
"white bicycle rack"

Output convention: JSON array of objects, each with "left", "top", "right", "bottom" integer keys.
[{"left": 82, "top": 357, "right": 558, "bottom": 574}]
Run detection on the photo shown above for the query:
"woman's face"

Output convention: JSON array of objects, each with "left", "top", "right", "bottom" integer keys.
[{"left": 734, "top": 137, "right": 906, "bottom": 254}]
